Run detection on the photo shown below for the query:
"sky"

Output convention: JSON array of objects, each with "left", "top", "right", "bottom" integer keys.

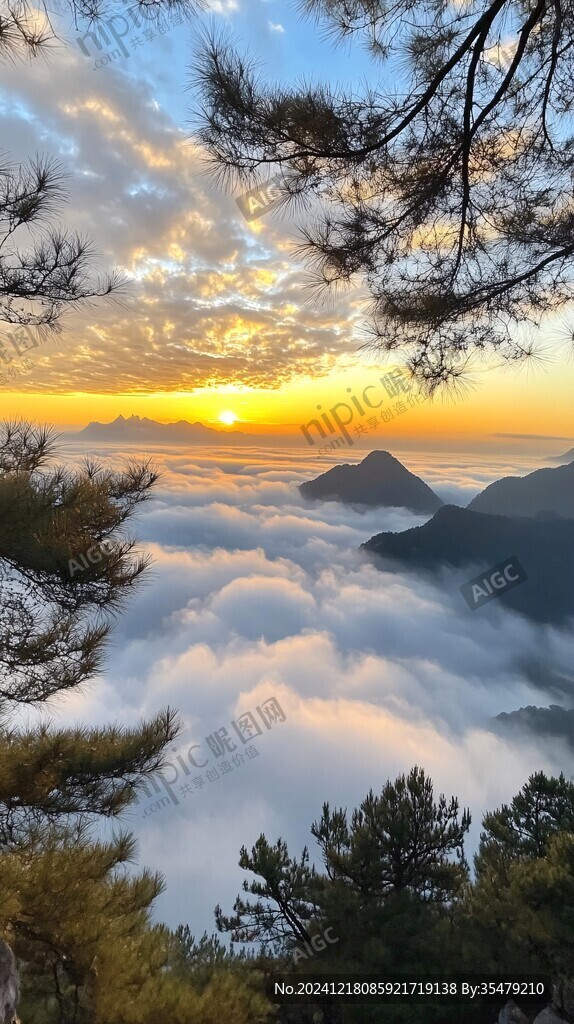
[{"left": 0, "top": 0, "right": 573, "bottom": 440}]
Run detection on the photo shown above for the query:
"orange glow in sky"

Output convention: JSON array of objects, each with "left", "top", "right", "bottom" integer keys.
[{"left": 0, "top": 356, "right": 571, "bottom": 447}]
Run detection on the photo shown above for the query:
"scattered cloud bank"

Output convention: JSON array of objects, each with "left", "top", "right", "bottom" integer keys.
[{"left": 0, "top": 44, "right": 363, "bottom": 395}]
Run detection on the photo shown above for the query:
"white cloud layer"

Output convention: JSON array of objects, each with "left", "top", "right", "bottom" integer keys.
[{"left": 48, "top": 445, "right": 574, "bottom": 936}]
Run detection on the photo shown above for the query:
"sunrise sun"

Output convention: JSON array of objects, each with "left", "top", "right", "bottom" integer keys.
[{"left": 218, "top": 410, "right": 238, "bottom": 426}]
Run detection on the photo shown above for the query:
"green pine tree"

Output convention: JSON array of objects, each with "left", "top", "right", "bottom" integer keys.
[{"left": 0, "top": 420, "right": 180, "bottom": 1015}]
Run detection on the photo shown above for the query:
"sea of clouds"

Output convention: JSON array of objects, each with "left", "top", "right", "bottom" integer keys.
[{"left": 48, "top": 444, "right": 574, "bottom": 937}]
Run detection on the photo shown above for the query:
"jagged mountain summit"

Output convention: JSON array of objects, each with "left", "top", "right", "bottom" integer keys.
[
  {"left": 494, "top": 705, "right": 574, "bottom": 751},
  {"left": 66, "top": 415, "right": 249, "bottom": 444},
  {"left": 362, "top": 504, "right": 574, "bottom": 625},
  {"left": 299, "top": 451, "right": 444, "bottom": 513},
  {"left": 467, "top": 461, "right": 574, "bottom": 518}
]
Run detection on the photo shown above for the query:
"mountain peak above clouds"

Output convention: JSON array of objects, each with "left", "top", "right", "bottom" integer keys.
[
  {"left": 299, "top": 450, "right": 444, "bottom": 513},
  {"left": 467, "top": 461, "right": 574, "bottom": 518},
  {"left": 362, "top": 504, "right": 574, "bottom": 625}
]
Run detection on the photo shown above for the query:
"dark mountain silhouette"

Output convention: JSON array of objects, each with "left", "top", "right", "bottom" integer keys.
[
  {"left": 66, "top": 415, "right": 249, "bottom": 444},
  {"left": 493, "top": 705, "right": 574, "bottom": 752},
  {"left": 299, "top": 451, "right": 443, "bottom": 512},
  {"left": 467, "top": 461, "right": 574, "bottom": 518},
  {"left": 552, "top": 447, "right": 574, "bottom": 464},
  {"left": 362, "top": 504, "right": 574, "bottom": 625}
]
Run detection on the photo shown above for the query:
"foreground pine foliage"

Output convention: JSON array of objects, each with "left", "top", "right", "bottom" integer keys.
[{"left": 0, "top": 420, "right": 270, "bottom": 1023}]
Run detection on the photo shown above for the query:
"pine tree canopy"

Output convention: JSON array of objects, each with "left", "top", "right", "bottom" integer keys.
[
  {"left": 0, "top": 155, "right": 125, "bottom": 331},
  {"left": 0, "top": 420, "right": 179, "bottom": 830},
  {"left": 192, "top": 0, "right": 574, "bottom": 388},
  {"left": 0, "top": 420, "right": 189, "bottom": 1019}
]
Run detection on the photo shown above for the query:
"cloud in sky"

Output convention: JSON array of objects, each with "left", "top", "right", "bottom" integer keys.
[
  {"left": 492, "top": 433, "right": 574, "bottom": 441},
  {"left": 206, "top": 0, "right": 240, "bottom": 13},
  {"left": 50, "top": 445, "right": 574, "bottom": 935},
  {"left": 2, "top": 13, "right": 573, "bottom": 443},
  {"left": 0, "top": 41, "right": 365, "bottom": 396}
]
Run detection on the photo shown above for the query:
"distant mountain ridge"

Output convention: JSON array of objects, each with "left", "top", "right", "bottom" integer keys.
[
  {"left": 66, "top": 415, "right": 249, "bottom": 444},
  {"left": 362, "top": 504, "right": 574, "bottom": 625},
  {"left": 467, "top": 461, "right": 574, "bottom": 518},
  {"left": 494, "top": 705, "right": 574, "bottom": 751},
  {"left": 299, "top": 451, "right": 444, "bottom": 513}
]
